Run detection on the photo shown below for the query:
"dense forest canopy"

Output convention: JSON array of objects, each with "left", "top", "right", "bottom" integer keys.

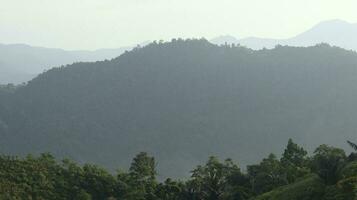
[
  {"left": 0, "top": 140, "right": 356, "bottom": 200},
  {"left": 1, "top": 39, "right": 357, "bottom": 178}
]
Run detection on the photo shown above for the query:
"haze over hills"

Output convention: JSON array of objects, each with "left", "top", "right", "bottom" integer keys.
[
  {"left": 0, "top": 39, "right": 356, "bottom": 178},
  {"left": 0, "top": 44, "right": 133, "bottom": 84},
  {"left": 210, "top": 19, "right": 357, "bottom": 50},
  {"left": 1, "top": 19, "right": 357, "bottom": 84}
]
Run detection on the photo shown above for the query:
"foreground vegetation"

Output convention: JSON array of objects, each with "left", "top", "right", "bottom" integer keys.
[{"left": 0, "top": 139, "right": 356, "bottom": 200}]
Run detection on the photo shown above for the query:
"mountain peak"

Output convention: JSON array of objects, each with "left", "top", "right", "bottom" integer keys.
[
  {"left": 311, "top": 19, "right": 352, "bottom": 30},
  {"left": 317, "top": 19, "right": 350, "bottom": 26}
]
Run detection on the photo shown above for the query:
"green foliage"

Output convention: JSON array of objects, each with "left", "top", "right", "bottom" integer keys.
[
  {"left": 338, "top": 161, "right": 357, "bottom": 179},
  {"left": 155, "top": 179, "right": 185, "bottom": 200},
  {"left": 124, "top": 152, "right": 158, "bottom": 200},
  {"left": 0, "top": 141, "right": 355, "bottom": 200},
  {"left": 253, "top": 175, "right": 325, "bottom": 200},
  {"left": 188, "top": 156, "right": 249, "bottom": 200},
  {"left": 281, "top": 139, "right": 310, "bottom": 183},
  {"left": 348, "top": 141, "right": 357, "bottom": 152},
  {"left": 323, "top": 185, "right": 353, "bottom": 200},
  {"left": 0, "top": 152, "right": 157, "bottom": 200},
  {"left": 129, "top": 152, "right": 157, "bottom": 182},
  {"left": 248, "top": 154, "right": 287, "bottom": 195},
  {"left": 75, "top": 190, "right": 92, "bottom": 200},
  {"left": 337, "top": 177, "right": 357, "bottom": 195},
  {"left": 82, "top": 164, "right": 116, "bottom": 199},
  {"left": 336, "top": 161, "right": 357, "bottom": 199},
  {"left": 281, "top": 139, "right": 308, "bottom": 168},
  {"left": 312, "top": 145, "right": 346, "bottom": 184}
]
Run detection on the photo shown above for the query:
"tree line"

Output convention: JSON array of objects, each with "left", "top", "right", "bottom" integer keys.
[{"left": 0, "top": 139, "right": 356, "bottom": 200}]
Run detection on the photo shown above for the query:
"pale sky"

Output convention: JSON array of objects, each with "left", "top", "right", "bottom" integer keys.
[{"left": 1, "top": 0, "right": 357, "bottom": 50}]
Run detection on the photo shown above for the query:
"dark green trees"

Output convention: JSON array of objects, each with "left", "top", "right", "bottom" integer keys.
[
  {"left": 0, "top": 152, "right": 159, "bottom": 200},
  {"left": 187, "top": 156, "right": 251, "bottom": 200},
  {"left": 248, "top": 154, "right": 287, "bottom": 195},
  {"left": 82, "top": 164, "right": 116, "bottom": 199},
  {"left": 247, "top": 139, "right": 309, "bottom": 195},
  {"left": 348, "top": 141, "right": 357, "bottom": 152},
  {"left": 312, "top": 144, "right": 346, "bottom": 184},
  {"left": 189, "top": 157, "right": 239, "bottom": 200},
  {"left": 120, "top": 152, "right": 158, "bottom": 200},
  {"left": 0, "top": 140, "right": 356, "bottom": 200},
  {"left": 281, "top": 139, "right": 308, "bottom": 167},
  {"left": 347, "top": 141, "right": 357, "bottom": 161},
  {"left": 129, "top": 152, "right": 157, "bottom": 183},
  {"left": 281, "top": 139, "right": 309, "bottom": 183},
  {"left": 155, "top": 179, "right": 184, "bottom": 200}
]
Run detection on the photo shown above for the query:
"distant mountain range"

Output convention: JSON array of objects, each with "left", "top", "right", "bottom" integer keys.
[
  {"left": 210, "top": 19, "right": 357, "bottom": 50},
  {"left": 1, "top": 19, "right": 357, "bottom": 84},
  {"left": 0, "top": 44, "right": 134, "bottom": 84}
]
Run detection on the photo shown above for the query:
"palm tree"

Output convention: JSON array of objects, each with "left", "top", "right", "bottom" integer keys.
[{"left": 347, "top": 140, "right": 357, "bottom": 151}]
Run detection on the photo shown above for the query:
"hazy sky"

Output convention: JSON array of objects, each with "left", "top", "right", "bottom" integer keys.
[{"left": 1, "top": 0, "right": 357, "bottom": 50}]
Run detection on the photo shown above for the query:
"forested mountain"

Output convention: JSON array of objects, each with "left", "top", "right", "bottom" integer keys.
[{"left": 1, "top": 39, "right": 357, "bottom": 178}]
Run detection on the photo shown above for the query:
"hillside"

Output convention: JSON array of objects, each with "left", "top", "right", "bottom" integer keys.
[
  {"left": 253, "top": 175, "right": 325, "bottom": 200},
  {"left": 1, "top": 39, "right": 357, "bottom": 178}
]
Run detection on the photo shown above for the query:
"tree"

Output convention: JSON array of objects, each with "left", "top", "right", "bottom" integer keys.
[
  {"left": 58, "top": 158, "right": 85, "bottom": 199},
  {"left": 312, "top": 144, "right": 346, "bottom": 184},
  {"left": 155, "top": 178, "right": 184, "bottom": 200},
  {"left": 347, "top": 141, "right": 357, "bottom": 152},
  {"left": 125, "top": 152, "right": 158, "bottom": 200},
  {"left": 129, "top": 152, "right": 157, "bottom": 182},
  {"left": 82, "top": 164, "right": 116, "bottom": 200},
  {"left": 281, "top": 139, "right": 308, "bottom": 167},
  {"left": 347, "top": 141, "right": 357, "bottom": 162},
  {"left": 225, "top": 171, "right": 252, "bottom": 200},
  {"left": 75, "top": 190, "right": 92, "bottom": 200},
  {"left": 248, "top": 154, "right": 287, "bottom": 195},
  {"left": 189, "top": 156, "right": 242, "bottom": 200},
  {"left": 115, "top": 170, "right": 131, "bottom": 199},
  {"left": 281, "top": 139, "right": 309, "bottom": 183}
]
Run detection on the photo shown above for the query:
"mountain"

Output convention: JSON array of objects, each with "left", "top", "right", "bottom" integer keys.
[
  {"left": 0, "top": 43, "right": 133, "bottom": 84},
  {"left": 1, "top": 39, "right": 357, "bottom": 178},
  {"left": 287, "top": 19, "right": 357, "bottom": 49},
  {"left": 211, "top": 19, "right": 357, "bottom": 50}
]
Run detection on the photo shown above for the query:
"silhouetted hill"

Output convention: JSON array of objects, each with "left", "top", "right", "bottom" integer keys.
[{"left": 0, "top": 39, "right": 356, "bottom": 178}]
